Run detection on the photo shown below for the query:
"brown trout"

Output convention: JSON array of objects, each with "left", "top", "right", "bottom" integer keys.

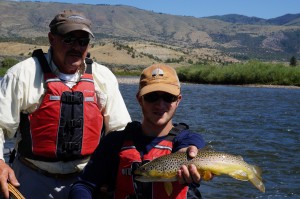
[{"left": 134, "top": 148, "right": 265, "bottom": 195}]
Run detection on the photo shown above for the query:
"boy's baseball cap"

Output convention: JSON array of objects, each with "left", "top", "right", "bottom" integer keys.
[
  {"left": 49, "top": 10, "right": 94, "bottom": 37},
  {"left": 138, "top": 64, "right": 181, "bottom": 97}
]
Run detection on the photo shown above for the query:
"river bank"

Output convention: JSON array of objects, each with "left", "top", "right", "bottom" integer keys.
[
  {"left": 117, "top": 76, "right": 300, "bottom": 89},
  {"left": 0, "top": 76, "right": 299, "bottom": 89}
]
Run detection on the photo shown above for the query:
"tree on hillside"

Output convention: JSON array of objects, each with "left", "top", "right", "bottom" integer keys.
[{"left": 289, "top": 56, "right": 297, "bottom": 66}]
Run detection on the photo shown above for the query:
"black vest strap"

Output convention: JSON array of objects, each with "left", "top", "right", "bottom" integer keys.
[
  {"left": 85, "top": 57, "right": 93, "bottom": 74},
  {"left": 165, "top": 123, "right": 189, "bottom": 141},
  {"left": 32, "top": 49, "right": 51, "bottom": 73}
]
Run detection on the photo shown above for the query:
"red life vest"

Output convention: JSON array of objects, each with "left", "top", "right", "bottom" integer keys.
[
  {"left": 18, "top": 49, "right": 103, "bottom": 161},
  {"left": 115, "top": 131, "right": 188, "bottom": 199}
]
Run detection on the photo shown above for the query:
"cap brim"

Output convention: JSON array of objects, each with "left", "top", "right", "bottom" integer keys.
[
  {"left": 139, "top": 83, "right": 180, "bottom": 97},
  {"left": 56, "top": 23, "right": 94, "bottom": 38}
]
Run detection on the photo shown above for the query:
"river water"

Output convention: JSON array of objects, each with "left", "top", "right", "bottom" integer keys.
[{"left": 3, "top": 77, "right": 300, "bottom": 198}]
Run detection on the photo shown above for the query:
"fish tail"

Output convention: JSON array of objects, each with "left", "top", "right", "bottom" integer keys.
[{"left": 249, "top": 165, "right": 265, "bottom": 193}]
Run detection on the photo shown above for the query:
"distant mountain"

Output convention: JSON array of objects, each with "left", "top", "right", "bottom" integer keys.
[
  {"left": 267, "top": 14, "right": 300, "bottom": 26},
  {"left": 206, "top": 13, "right": 300, "bottom": 26},
  {"left": 205, "top": 14, "right": 267, "bottom": 25},
  {"left": 0, "top": 0, "right": 299, "bottom": 63}
]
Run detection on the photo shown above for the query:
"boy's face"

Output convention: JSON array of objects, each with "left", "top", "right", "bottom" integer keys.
[{"left": 138, "top": 91, "right": 182, "bottom": 128}]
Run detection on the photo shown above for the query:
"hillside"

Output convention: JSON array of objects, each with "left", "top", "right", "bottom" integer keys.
[
  {"left": 206, "top": 13, "right": 300, "bottom": 26},
  {"left": 0, "top": 0, "right": 299, "bottom": 67}
]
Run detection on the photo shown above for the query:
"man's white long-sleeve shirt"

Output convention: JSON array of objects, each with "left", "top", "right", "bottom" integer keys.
[{"left": 0, "top": 49, "right": 131, "bottom": 173}]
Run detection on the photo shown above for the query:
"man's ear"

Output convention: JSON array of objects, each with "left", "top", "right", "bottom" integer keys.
[{"left": 48, "top": 32, "right": 55, "bottom": 46}]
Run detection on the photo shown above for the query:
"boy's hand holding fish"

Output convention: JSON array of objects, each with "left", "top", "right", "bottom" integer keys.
[{"left": 177, "top": 146, "right": 213, "bottom": 184}]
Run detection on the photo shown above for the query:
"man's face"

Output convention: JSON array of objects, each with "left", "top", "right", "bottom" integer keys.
[
  {"left": 138, "top": 91, "right": 182, "bottom": 127},
  {"left": 48, "top": 30, "right": 90, "bottom": 74}
]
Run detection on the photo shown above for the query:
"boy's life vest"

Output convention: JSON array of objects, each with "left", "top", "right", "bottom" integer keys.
[
  {"left": 113, "top": 121, "right": 189, "bottom": 199},
  {"left": 17, "top": 49, "right": 103, "bottom": 161}
]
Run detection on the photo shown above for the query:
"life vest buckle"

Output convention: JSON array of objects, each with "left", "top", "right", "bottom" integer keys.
[
  {"left": 62, "top": 142, "right": 80, "bottom": 152},
  {"left": 122, "top": 168, "right": 132, "bottom": 175},
  {"left": 68, "top": 119, "right": 82, "bottom": 128},
  {"left": 61, "top": 92, "right": 83, "bottom": 104}
]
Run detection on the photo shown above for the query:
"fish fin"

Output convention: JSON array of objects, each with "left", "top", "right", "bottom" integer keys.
[
  {"left": 228, "top": 170, "right": 249, "bottom": 181},
  {"left": 249, "top": 165, "right": 265, "bottom": 193},
  {"left": 202, "top": 170, "right": 213, "bottom": 181},
  {"left": 251, "top": 165, "right": 263, "bottom": 180},
  {"left": 164, "top": 182, "right": 173, "bottom": 196},
  {"left": 201, "top": 145, "right": 215, "bottom": 151},
  {"left": 236, "top": 155, "right": 244, "bottom": 161}
]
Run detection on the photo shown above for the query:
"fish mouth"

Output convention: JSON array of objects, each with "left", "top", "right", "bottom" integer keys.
[
  {"left": 134, "top": 175, "right": 151, "bottom": 182},
  {"left": 134, "top": 170, "right": 147, "bottom": 181},
  {"left": 134, "top": 170, "right": 141, "bottom": 175}
]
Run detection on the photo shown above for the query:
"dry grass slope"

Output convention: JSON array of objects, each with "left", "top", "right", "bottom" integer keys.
[{"left": 0, "top": 1, "right": 299, "bottom": 65}]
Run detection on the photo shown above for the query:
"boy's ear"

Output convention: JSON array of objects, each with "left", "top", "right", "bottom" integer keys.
[{"left": 136, "top": 93, "right": 142, "bottom": 105}]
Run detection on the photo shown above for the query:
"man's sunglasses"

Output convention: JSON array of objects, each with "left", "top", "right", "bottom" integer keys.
[
  {"left": 62, "top": 37, "right": 90, "bottom": 47},
  {"left": 143, "top": 92, "right": 178, "bottom": 103}
]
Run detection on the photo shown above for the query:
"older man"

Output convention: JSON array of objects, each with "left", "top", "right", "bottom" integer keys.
[{"left": 0, "top": 10, "right": 131, "bottom": 199}]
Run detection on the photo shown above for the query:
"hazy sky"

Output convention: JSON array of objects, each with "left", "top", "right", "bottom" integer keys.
[{"left": 27, "top": 0, "right": 299, "bottom": 19}]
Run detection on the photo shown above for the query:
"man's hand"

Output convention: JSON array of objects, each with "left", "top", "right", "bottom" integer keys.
[
  {"left": 177, "top": 146, "right": 213, "bottom": 184},
  {"left": 0, "top": 160, "right": 19, "bottom": 199}
]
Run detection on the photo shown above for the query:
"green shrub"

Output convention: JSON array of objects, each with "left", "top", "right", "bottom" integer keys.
[
  {"left": 0, "top": 58, "right": 19, "bottom": 76},
  {"left": 176, "top": 61, "right": 300, "bottom": 86}
]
